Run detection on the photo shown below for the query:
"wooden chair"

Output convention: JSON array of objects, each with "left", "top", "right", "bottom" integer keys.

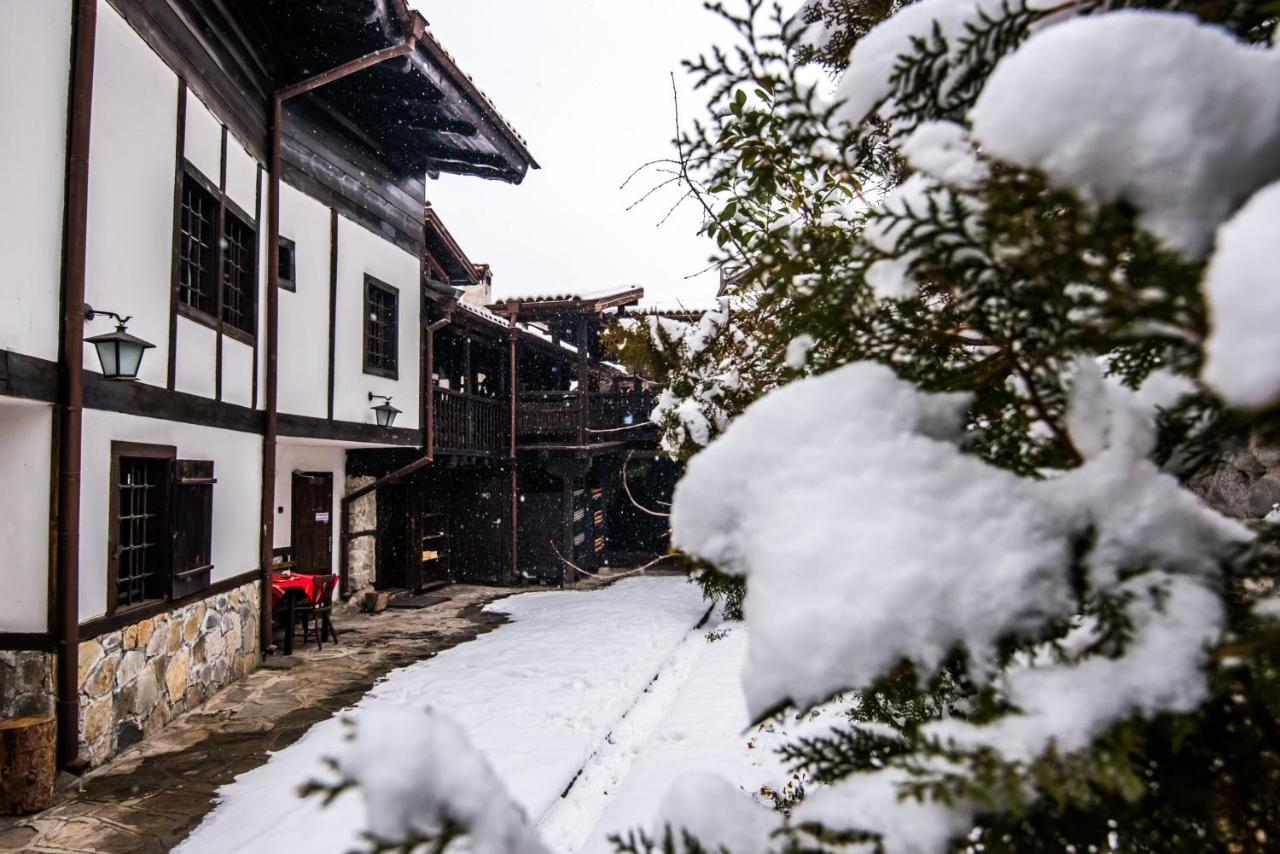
[{"left": 297, "top": 575, "right": 340, "bottom": 651}]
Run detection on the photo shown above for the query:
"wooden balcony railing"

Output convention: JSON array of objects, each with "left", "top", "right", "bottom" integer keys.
[
  {"left": 516, "top": 390, "right": 655, "bottom": 445},
  {"left": 432, "top": 387, "right": 508, "bottom": 456}
]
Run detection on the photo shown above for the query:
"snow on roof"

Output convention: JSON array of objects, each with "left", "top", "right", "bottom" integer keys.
[
  {"left": 454, "top": 299, "right": 509, "bottom": 328},
  {"left": 493, "top": 285, "right": 644, "bottom": 304}
]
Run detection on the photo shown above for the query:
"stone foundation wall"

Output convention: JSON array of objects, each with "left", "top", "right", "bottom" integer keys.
[
  {"left": 77, "top": 580, "right": 260, "bottom": 766},
  {"left": 0, "top": 650, "right": 54, "bottom": 719},
  {"left": 346, "top": 475, "right": 377, "bottom": 600},
  {"left": 1187, "top": 426, "right": 1280, "bottom": 521}
]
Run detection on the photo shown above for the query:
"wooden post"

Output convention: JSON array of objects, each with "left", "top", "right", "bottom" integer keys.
[
  {"left": 576, "top": 317, "right": 589, "bottom": 446},
  {"left": 0, "top": 716, "right": 56, "bottom": 814}
]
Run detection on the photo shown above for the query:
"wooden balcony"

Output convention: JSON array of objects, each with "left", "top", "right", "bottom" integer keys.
[
  {"left": 516, "top": 390, "right": 654, "bottom": 447},
  {"left": 431, "top": 387, "right": 508, "bottom": 456}
]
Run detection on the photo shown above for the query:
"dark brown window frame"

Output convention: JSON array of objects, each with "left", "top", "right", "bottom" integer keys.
[
  {"left": 107, "top": 442, "right": 176, "bottom": 617},
  {"left": 106, "top": 442, "right": 217, "bottom": 618},
  {"left": 174, "top": 161, "right": 258, "bottom": 347},
  {"left": 278, "top": 236, "right": 297, "bottom": 292},
  {"left": 363, "top": 275, "right": 400, "bottom": 380}
]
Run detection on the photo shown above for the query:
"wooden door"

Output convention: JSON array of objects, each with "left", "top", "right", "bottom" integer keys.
[
  {"left": 291, "top": 472, "right": 333, "bottom": 575},
  {"left": 409, "top": 486, "right": 450, "bottom": 589}
]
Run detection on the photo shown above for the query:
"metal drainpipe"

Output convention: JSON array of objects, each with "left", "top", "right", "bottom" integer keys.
[
  {"left": 260, "top": 36, "right": 420, "bottom": 651},
  {"left": 54, "top": 0, "right": 98, "bottom": 771}
]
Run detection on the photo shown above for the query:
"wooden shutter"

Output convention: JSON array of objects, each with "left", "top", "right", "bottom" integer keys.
[{"left": 171, "top": 460, "right": 215, "bottom": 599}]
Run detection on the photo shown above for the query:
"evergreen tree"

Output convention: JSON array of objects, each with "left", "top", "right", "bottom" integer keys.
[{"left": 611, "top": 0, "right": 1280, "bottom": 850}]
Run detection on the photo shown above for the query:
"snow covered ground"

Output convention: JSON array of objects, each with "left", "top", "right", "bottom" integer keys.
[{"left": 178, "top": 577, "right": 798, "bottom": 854}]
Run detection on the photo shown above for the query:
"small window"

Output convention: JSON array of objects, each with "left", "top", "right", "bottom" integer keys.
[
  {"left": 108, "top": 443, "right": 214, "bottom": 614},
  {"left": 178, "top": 175, "right": 217, "bottom": 317},
  {"left": 221, "top": 210, "right": 257, "bottom": 336},
  {"left": 364, "top": 276, "right": 399, "bottom": 379},
  {"left": 113, "top": 452, "right": 171, "bottom": 610},
  {"left": 278, "top": 237, "right": 296, "bottom": 292}
]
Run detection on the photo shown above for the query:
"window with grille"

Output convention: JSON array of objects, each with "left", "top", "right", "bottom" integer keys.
[
  {"left": 112, "top": 452, "right": 171, "bottom": 610},
  {"left": 221, "top": 211, "right": 256, "bottom": 335},
  {"left": 178, "top": 175, "right": 217, "bottom": 317},
  {"left": 174, "top": 164, "right": 259, "bottom": 341},
  {"left": 364, "top": 277, "right": 399, "bottom": 379},
  {"left": 109, "top": 443, "right": 214, "bottom": 614}
]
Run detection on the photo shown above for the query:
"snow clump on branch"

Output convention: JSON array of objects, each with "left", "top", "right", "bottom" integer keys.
[
  {"left": 1201, "top": 180, "right": 1280, "bottom": 409},
  {"left": 328, "top": 706, "right": 548, "bottom": 854},
  {"left": 969, "top": 11, "right": 1280, "bottom": 257}
]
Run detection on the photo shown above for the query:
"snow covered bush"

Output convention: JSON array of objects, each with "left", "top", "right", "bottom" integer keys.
[{"left": 613, "top": 0, "right": 1280, "bottom": 850}]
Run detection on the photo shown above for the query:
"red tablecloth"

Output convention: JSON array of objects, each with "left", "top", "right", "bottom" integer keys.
[{"left": 270, "top": 572, "right": 331, "bottom": 608}]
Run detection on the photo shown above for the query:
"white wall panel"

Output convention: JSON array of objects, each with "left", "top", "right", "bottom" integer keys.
[
  {"left": 222, "top": 336, "right": 254, "bottom": 408},
  {"left": 174, "top": 316, "right": 216, "bottom": 398},
  {"left": 83, "top": 2, "right": 177, "bottom": 389},
  {"left": 79, "top": 410, "right": 263, "bottom": 621},
  {"left": 333, "top": 215, "right": 421, "bottom": 428},
  {"left": 224, "top": 133, "right": 258, "bottom": 216},
  {"left": 0, "top": 0, "right": 72, "bottom": 362},
  {"left": 183, "top": 91, "right": 221, "bottom": 184},
  {"left": 277, "top": 184, "right": 333, "bottom": 419},
  {"left": 0, "top": 402, "right": 53, "bottom": 632}
]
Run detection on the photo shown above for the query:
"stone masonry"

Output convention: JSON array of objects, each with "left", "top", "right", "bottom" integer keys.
[
  {"left": 1187, "top": 424, "right": 1280, "bottom": 521},
  {"left": 346, "top": 474, "right": 377, "bottom": 600},
  {"left": 76, "top": 580, "right": 260, "bottom": 767},
  {"left": 0, "top": 650, "right": 54, "bottom": 719}
]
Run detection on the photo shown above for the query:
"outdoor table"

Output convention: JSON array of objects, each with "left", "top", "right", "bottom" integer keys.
[{"left": 271, "top": 572, "right": 333, "bottom": 655}]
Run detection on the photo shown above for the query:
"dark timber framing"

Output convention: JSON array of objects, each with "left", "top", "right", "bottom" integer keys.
[
  {"left": 166, "top": 81, "right": 187, "bottom": 390},
  {"left": 327, "top": 209, "right": 339, "bottom": 420}
]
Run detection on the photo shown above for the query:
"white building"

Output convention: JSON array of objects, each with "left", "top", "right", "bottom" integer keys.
[{"left": 0, "top": 0, "right": 536, "bottom": 768}]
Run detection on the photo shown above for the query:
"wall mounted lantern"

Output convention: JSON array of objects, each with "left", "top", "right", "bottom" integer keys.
[
  {"left": 368, "top": 392, "right": 401, "bottom": 428},
  {"left": 84, "top": 304, "right": 154, "bottom": 381}
]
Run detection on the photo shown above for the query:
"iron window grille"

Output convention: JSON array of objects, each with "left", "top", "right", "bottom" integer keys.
[
  {"left": 178, "top": 175, "right": 217, "bottom": 317},
  {"left": 221, "top": 210, "right": 257, "bottom": 335},
  {"left": 114, "top": 454, "right": 170, "bottom": 609},
  {"left": 364, "top": 276, "right": 399, "bottom": 379}
]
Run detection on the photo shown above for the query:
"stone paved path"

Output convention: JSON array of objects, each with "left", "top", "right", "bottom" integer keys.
[{"left": 0, "top": 578, "right": 622, "bottom": 853}]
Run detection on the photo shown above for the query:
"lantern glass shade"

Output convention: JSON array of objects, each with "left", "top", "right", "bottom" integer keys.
[
  {"left": 86, "top": 326, "right": 155, "bottom": 381},
  {"left": 373, "top": 400, "right": 401, "bottom": 428}
]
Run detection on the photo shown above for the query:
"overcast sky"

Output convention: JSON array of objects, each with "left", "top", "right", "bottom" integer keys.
[{"left": 410, "top": 1, "right": 745, "bottom": 310}]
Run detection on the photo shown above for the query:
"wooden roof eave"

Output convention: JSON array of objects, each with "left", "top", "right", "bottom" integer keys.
[
  {"left": 390, "top": 0, "right": 539, "bottom": 172},
  {"left": 489, "top": 287, "right": 646, "bottom": 320}
]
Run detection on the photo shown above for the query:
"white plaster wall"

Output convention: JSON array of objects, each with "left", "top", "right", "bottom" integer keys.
[
  {"left": 273, "top": 442, "right": 346, "bottom": 577},
  {"left": 333, "top": 215, "right": 420, "bottom": 428},
  {"left": 0, "top": 0, "right": 72, "bottom": 362},
  {"left": 222, "top": 337, "right": 254, "bottom": 408},
  {"left": 224, "top": 132, "right": 258, "bottom": 216},
  {"left": 174, "top": 316, "right": 216, "bottom": 398},
  {"left": 83, "top": 2, "right": 178, "bottom": 390},
  {"left": 182, "top": 91, "right": 221, "bottom": 185},
  {"left": 79, "top": 410, "right": 263, "bottom": 621},
  {"left": 0, "top": 402, "right": 53, "bottom": 632},
  {"left": 278, "top": 183, "right": 333, "bottom": 419}
]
